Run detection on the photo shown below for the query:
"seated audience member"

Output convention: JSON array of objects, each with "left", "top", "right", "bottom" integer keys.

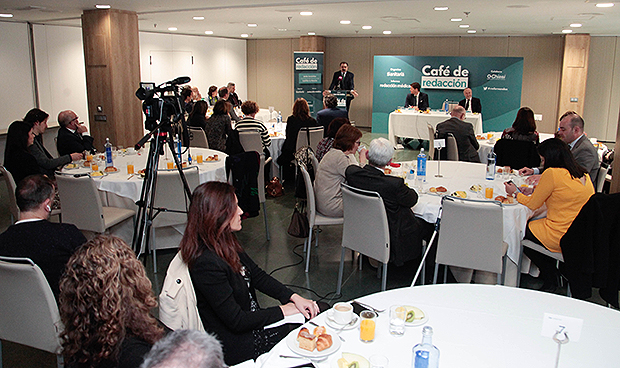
[
  {"left": 316, "top": 94, "right": 348, "bottom": 137},
  {"left": 56, "top": 109, "right": 96, "bottom": 156},
  {"left": 207, "top": 85, "right": 218, "bottom": 106},
  {"left": 4, "top": 120, "right": 41, "bottom": 184},
  {"left": 505, "top": 138, "right": 594, "bottom": 292},
  {"left": 0, "top": 175, "right": 86, "bottom": 298},
  {"left": 277, "top": 98, "right": 319, "bottom": 167},
  {"left": 204, "top": 100, "right": 233, "bottom": 152},
  {"left": 218, "top": 87, "right": 240, "bottom": 122},
  {"left": 235, "top": 100, "right": 271, "bottom": 157},
  {"left": 346, "top": 138, "right": 433, "bottom": 266},
  {"left": 60, "top": 235, "right": 165, "bottom": 368},
  {"left": 501, "top": 107, "right": 539, "bottom": 143},
  {"left": 182, "top": 86, "right": 194, "bottom": 114},
  {"left": 191, "top": 86, "right": 202, "bottom": 102},
  {"left": 314, "top": 125, "right": 367, "bottom": 217},
  {"left": 227, "top": 82, "right": 241, "bottom": 108},
  {"left": 436, "top": 106, "right": 480, "bottom": 162},
  {"left": 315, "top": 118, "right": 350, "bottom": 161},
  {"left": 519, "top": 111, "right": 600, "bottom": 185},
  {"left": 458, "top": 87, "right": 481, "bottom": 113},
  {"left": 27, "top": 109, "right": 82, "bottom": 177},
  {"left": 140, "top": 330, "right": 224, "bottom": 368},
  {"left": 180, "top": 182, "right": 319, "bottom": 366},
  {"left": 188, "top": 100, "right": 209, "bottom": 130}
]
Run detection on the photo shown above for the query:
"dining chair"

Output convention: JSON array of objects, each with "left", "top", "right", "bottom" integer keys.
[
  {"left": 517, "top": 238, "right": 570, "bottom": 295},
  {"left": 433, "top": 196, "right": 507, "bottom": 285},
  {"left": 0, "top": 166, "right": 19, "bottom": 224},
  {"left": 0, "top": 256, "right": 64, "bottom": 368},
  {"left": 595, "top": 164, "right": 609, "bottom": 193},
  {"left": 296, "top": 126, "right": 324, "bottom": 152},
  {"left": 446, "top": 134, "right": 459, "bottom": 161},
  {"left": 150, "top": 166, "right": 200, "bottom": 273},
  {"left": 427, "top": 124, "right": 435, "bottom": 160},
  {"left": 55, "top": 174, "right": 136, "bottom": 234},
  {"left": 188, "top": 127, "right": 209, "bottom": 148},
  {"left": 493, "top": 138, "right": 540, "bottom": 170},
  {"left": 298, "top": 163, "right": 344, "bottom": 273},
  {"left": 336, "top": 184, "right": 390, "bottom": 294},
  {"left": 238, "top": 130, "right": 272, "bottom": 240}
]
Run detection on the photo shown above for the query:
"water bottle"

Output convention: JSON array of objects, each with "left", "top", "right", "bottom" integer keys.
[
  {"left": 176, "top": 135, "right": 183, "bottom": 165},
  {"left": 412, "top": 326, "right": 440, "bottom": 368},
  {"left": 277, "top": 111, "right": 282, "bottom": 124},
  {"left": 486, "top": 151, "right": 496, "bottom": 180},
  {"left": 443, "top": 99, "right": 449, "bottom": 113},
  {"left": 417, "top": 148, "right": 427, "bottom": 185},
  {"left": 104, "top": 138, "right": 113, "bottom": 168}
]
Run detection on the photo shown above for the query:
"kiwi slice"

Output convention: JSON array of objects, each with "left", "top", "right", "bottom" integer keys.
[
  {"left": 348, "top": 362, "right": 359, "bottom": 368},
  {"left": 406, "top": 310, "right": 415, "bottom": 322}
]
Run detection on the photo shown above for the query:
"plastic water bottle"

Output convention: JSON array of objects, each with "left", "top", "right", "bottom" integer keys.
[
  {"left": 417, "top": 148, "right": 427, "bottom": 185},
  {"left": 277, "top": 111, "right": 282, "bottom": 124},
  {"left": 443, "top": 99, "right": 449, "bottom": 113},
  {"left": 104, "top": 138, "right": 113, "bottom": 168},
  {"left": 176, "top": 135, "right": 183, "bottom": 165},
  {"left": 486, "top": 151, "right": 496, "bottom": 180},
  {"left": 412, "top": 326, "right": 440, "bottom": 368}
]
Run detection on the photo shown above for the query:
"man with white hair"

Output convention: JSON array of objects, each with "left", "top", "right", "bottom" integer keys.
[
  {"left": 345, "top": 138, "right": 433, "bottom": 267},
  {"left": 140, "top": 330, "right": 224, "bottom": 368}
]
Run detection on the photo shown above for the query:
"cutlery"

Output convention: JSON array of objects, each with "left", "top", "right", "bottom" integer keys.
[
  {"left": 353, "top": 300, "right": 385, "bottom": 313},
  {"left": 280, "top": 355, "right": 326, "bottom": 363},
  {"left": 127, "top": 174, "right": 134, "bottom": 180}
]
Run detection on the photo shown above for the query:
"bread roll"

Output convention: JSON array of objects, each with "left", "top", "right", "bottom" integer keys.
[{"left": 316, "top": 334, "right": 333, "bottom": 351}]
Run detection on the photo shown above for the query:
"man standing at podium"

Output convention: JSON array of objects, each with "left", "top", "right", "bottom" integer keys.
[{"left": 327, "top": 61, "right": 358, "bottom": 111}]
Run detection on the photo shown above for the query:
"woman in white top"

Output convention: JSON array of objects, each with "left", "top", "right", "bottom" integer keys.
[{"left": 314, "top": 125, "right": 367, "bottom": 217}]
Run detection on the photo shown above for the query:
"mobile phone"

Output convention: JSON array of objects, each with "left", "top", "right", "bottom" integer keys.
[{"left": 506, "top": 180, "right": 522, "bottom": 193}]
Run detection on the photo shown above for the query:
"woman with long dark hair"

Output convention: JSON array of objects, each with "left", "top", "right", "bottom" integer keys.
[
  {"left": 204, "top": 100, "right": 232, "bottom": 151},
  {"left": 188, "top": 100, "right": 209, "bottom": 130},
  {"left": 180, "top": 182, "right": 319, "bottom": 366},
  {"left": 277, "top": 98, "right": 319, "bottom": 166},
  {"left": 501, "top": 107, "right": 539, "bottom": 143},
  {"left": 4, "top": 120, "right": 39, "bottom": 184},
  {"left": 505, "top": 138, "right": 594, "bottom": 291}
]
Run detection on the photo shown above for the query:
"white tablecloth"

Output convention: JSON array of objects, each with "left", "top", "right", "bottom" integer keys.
[
  {"left": 240, "top": 284, "right": 620, "bottom": 368},
  {"left": 388, "top": 110, "right": 483, "bottom": 147}
]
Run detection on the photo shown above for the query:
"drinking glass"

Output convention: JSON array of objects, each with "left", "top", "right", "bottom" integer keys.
[
  {"left": 389, "top": 305, "right": 406, "bottom": 336},
  {"left": 126, "top": 161, "right": 134, "bottom": 175},
  {"left": 197, "top": 154, "right": 203, "bottom": 164},
  {"left": 369, "top": 355, "right": 389, "bottom": 368},
  {"left": 360, "top": 310, "right": 377, "bottom": 343},
  {"left": 485, "top": 185, "right": 494, "bottom": 199},
  {"left": 91, "top": 160, "right": 100, "bottom": 172}
]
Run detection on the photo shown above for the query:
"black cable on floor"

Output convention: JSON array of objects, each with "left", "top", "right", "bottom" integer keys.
[{"left": 268, "top": 243, "right": 304, "bottom": 276}]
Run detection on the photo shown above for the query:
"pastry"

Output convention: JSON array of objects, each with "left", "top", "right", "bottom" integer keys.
[
  {"left": 297, "top": 328, "right": 316, "bottom": 351},
  {"left": 451, "top": 191, "right": 467, "bottom": 199},
  {"left": 436, "top": 186, "right": 447, "bottom": 192},
  {"left": 104, "top": 166, "right": 118, "bottom": 173},
  {"left": 316, "top": 333, "right": 332, "bottom": 351},
  {"left": 313, "top": 326, "right": 327, "bottom": 336}
]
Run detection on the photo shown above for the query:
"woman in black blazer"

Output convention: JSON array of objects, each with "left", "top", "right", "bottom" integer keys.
[
  {"left": 179, "top": 182, "right": 319, "bottom": 366},
  {"left": 277, "top": 98, "right": 318, "bottom": 166},
  {"left": 3, "top": 120, "right": 40, "bottom": 184}
]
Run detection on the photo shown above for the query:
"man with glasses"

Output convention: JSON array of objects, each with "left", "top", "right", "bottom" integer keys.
[{"left": 56, "top": 110, "right": 95, "bottom": 156}]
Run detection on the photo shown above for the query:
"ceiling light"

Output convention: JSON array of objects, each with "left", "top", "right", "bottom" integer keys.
[
  {"left": 205, "top": 31, "right": 213, "bottom": 35},
  {"left": 248, "top": 23, "right": 257, "bottom": 27},
  {"left": 340, "top": 20, "right": 351, "bottom": 25},
  {"left": 434, "top": 6, "right": 449, "bottom": 11},
  {"left": 193, "top": 16, "right": 205, "bottom": 21},
  {"left": 467, "top": 30, "right": 477, "bottom": 33},
  {"left": 383, "top": 30, "right": 392, "bottom": 35},
  {"left": 570, "top": 23, "right": 582, "bottom": 27},
  {"left": 300, "top": 11, "right": 313, "bottom": 16},
  {"left": 596, "top": 3, "right": 614, "bottom": 8},
  {"left": 241, "top": 34, "right": 249, "bottom": 38},
  {"left": 308, "top": 32, "right": 316, "bottom": 35},
  {"left": 0, "top": 13, "right": 14, "bottom": 18},
  {"left": 459, "top": 24, "right": 470, "bottom": 28},
  {"left": 168, "top": 27, "right": 177, "bottom": 31},
  {"left": 562, "top": 29, "right": 573, "bottom": 33},
  {"left": 451, "top": 18, "right": 462, "bottom": 22},
  {"left": 95, "top": 5, "right": 111, "bottom": 9},
  {"left": 362, "top": 25, "right": 372, "bottom": 30},
  {"left": 278, "top": 28, "right": 287, "bottom": 31}
]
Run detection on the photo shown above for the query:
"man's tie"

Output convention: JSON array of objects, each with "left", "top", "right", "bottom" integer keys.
[
  {"left": 465, "top": 99, "right": 470, "bottom": 110},
  {"left": 414, "top": 95, "right": 417, "bottom": 107}
]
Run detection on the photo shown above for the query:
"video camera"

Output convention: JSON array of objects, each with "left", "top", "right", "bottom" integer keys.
[{"left": 135, "top": 76, "right": 190, "bottom": 133}]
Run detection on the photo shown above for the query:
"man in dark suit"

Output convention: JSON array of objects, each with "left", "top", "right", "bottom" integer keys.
[
  {"left": 458, "top": 87, "right": 482, "bottom": 113},
  {"left": 328, "top": 61, "right": 357, "bottom": 111},
  {"left": 404, "top": 82, "right": 429, "bottom": 111},
  {"left": 435, "top": 106, "right": 480, "bottom": 162},
  {"left": 56, "top": 110, "right": 95, "bottom": 156},
  {"left": 346, "top": 138, "right": 433, "bottom": 267},
  {"left": 316, "top": 94, "right": 348, "bottom": 137},
  {"left": 227, "top": 82, "right": 241, "bottom": 108},
  {"left": 0, "top": 175, "right": 87, "bottom": 298}
]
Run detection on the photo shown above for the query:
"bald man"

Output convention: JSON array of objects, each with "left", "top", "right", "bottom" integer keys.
[
  {"left": 56, "top": 110, "right": 95, "bottom": 156},
  {"left": 458, "top": 88, "right": 481, "bottom": 113},
  {"left": 436, "top": 106, "right": 480, "bottom": 162}
]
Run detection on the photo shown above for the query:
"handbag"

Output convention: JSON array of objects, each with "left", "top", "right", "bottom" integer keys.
[
  {"left": 287, "top": 201, "right": 309, "bottom": 238},
  {"left": 266, "top": 177, "right": 284, "bottom": 198}
]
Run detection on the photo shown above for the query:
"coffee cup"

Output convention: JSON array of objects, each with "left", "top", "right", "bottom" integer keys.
[{"left": 333, "top": 302, "right": 353, "bottom": 325}]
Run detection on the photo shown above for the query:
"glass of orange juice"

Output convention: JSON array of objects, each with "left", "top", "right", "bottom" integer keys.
[
  {"left": 166, "top": 160, "right": 174, "bottom": 170},
  {"left": 91, "top": 160, "right": 99, "bottom": 172},
  {"left": 127, "top": 161, "right": 134, "bottom": 174},
  {"left": 197, "top": 154, "right": 203, "bottom": 164},
  {"left": 485, "top": 185, "right": 494, "bottom": 199},
  {"left": 86, "top": 154, "right": 93, "bottom": 162},
  {"left": 360, "top": 310, "right": 377, "bottom": 343}
]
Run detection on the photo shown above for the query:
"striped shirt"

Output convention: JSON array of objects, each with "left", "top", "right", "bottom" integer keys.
[{"left": 235, "top": 118, "right": 271, "bottom": 150}]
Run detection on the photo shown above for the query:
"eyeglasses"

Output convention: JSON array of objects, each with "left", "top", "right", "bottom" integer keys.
[
  {"left": 355, "top": 141, "right": 361, "bottom": 145},
  {"left": 71, "top": 117, "right": 79, "bottom": 122}
]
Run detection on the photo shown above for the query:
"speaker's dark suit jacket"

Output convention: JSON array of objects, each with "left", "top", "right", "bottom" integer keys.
[
  {"left": 57, "top": 127, "right": 95, "bottom": 156},
  {"left": 405, "top": 92, "right": 429, "bottom": 111},
  {"left": 329, "top": 71, "right": 354, "bottom": 91},
  {"left": 345, "top": 165, "right": 432, "bottom": 266},
  {"left": 458, "top": 97, "right": 482, "bottom": 113},
  {"left": 436, "top": 117, "right": 480, "bottom": 163}
]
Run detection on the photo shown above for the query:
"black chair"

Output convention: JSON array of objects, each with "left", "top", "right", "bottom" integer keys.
[{"left": 493, "top": 138, "right": 540, "bottom": 170}]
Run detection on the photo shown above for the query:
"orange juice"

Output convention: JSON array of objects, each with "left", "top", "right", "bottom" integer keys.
[
  {"left": 167, "top": 161, "right": 174, "bottom": 169},
  {"left": 91, "top": 163, "right": 99, "bottom": 172},
  {"left": 127, "top": 163, "right": 134, "bottom": 174},
  {"left": 360, "top": 319, "right": 376, "bottom": 342},
  {"left": 487, "top": 133, "right": 493, "bottom": 140},
  {"left": 197, "top": 155, "right": 203, "bottom": 164},
  {"left": 485, "top": 186, "right": 494, "bottom": 199},
  {"left": 86, "top": 154, "right": 93, "bottom": 162}
]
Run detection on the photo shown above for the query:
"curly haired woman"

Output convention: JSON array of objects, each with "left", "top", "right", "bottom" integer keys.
[{"left": 59, "top": 235, "right": 165, "bottom": 368}]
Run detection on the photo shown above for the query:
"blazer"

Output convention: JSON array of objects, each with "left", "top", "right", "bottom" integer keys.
[
  {"left": 278, "top": 115, "right": 318, "bottom": 165},
  {"left": 329, "top": 71, "right": 354, "bottom": 91},
  {"left": 435, "top": 117, "right": 480, "bottom": 162},
  {"left": 345, "top": 165, "right": 432, "bottom": 266},
  {"left": 405, "top": 92, "right": 429, "bottom": 111},
  {"left": 29, "top": 138, "right": 71, "bottom": 177},
  {"left": 316, "top": 107, "right": 348, "bottom": 137},
  {"left": 57, "top": 127, "right": 95, "bottom": 156},
  {"left": 458, "top": 97, "right": 482, "bottom": 113},
  {"left": 4, "top": 148, "right": 40, "bottom": 184},
  {"left": 571, "top": 134, "right": 600, "bottom": 184},
  {"left": 190, "top": 249, "right": 293, "bottom": 365}
]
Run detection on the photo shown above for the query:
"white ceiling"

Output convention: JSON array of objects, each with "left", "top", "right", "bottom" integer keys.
[{"left": 1, "top": 0, "right": 619, "bottom": 39}]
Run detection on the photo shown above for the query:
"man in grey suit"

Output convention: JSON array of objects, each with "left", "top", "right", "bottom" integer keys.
[
  {"left": 435, "top": 106, "right": 480, "bottom": 162},
  {"left": 519, "top": 111, "right": 600, "bottom": 185}
]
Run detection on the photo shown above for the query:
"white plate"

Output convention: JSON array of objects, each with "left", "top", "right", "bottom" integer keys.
[
  {"left": 331, "top": 353, "right": 370, "bottom": 368},
  {"left": 64, "top": 163, "right": 79, "bottom": 170},
  {"left": 286, "top": 326, "right": 342, "bottom": 358},
  {"left": 403, "top": 305, "right": 429, "bottom": 327},
  {"left": 325, "top": 310, "right": 360, "bottom": 330}
]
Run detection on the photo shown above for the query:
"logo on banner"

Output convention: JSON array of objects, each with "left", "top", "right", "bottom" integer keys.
[
  {"left": 295, "top": 57, "right": 318, "bottom": 70},
  {"left": 420, "top": 64, "right": 469, "bottom": 90},
  {"left": 487, "top": 70, "right": 506, "bottom": 80}
]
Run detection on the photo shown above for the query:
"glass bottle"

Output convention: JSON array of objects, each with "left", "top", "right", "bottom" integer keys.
[
  {"left": 104, "top": 138, "right": 113, "bottom": 168},
  {"left": 412, "top": 326, "right": 440, "bottom": 368},
  {"left": 416, "top": 148, "right": 427, "bottom": 186}
]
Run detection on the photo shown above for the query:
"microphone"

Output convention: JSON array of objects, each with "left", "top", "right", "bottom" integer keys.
[
  {"left": 337, "top": 75, "right": 342, "bottom": 90},
  {"left": 168, "top": 76, "right": 191, "bottom": 85}
]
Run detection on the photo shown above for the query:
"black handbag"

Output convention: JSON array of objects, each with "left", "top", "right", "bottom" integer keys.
[{"left": 287, "top": 201, "right": 309, "bottom": 238}]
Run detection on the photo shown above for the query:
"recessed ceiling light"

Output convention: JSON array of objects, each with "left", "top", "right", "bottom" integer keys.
[
  {"left": 248, "top": 23, "right": 257, "bottom": 27},
  {"left": 451, "top": 18, "right": 462, "bottom": 22},
  {"left": 205, "top": 31, "right": 214, "bottom": 35},
  {"left": 300, "top": 11, "right": 313, "bottom": 16},
  {"left": 596, "top": 3, "right": 614, "bottom": 8},
  {"left": 459, "top": 24, "right": 470, "bottom": 28},
  {"left": 362, "top": 25, "right": 372, "bottom": 30},
  {"left": 168, "top": 27, "right": 177, "bottom": 31},
  {"left": 340, "top": 20, "right": 351, "bottom": 25},
  {"left": 308, "top": 32, "right": 316, "bottom": 35},
  {"left": 383, "top": 30, "right": 392, "bottom": 35},
  {"left": 467, "top": 30, "right": 477, "bottom": 33},
  {"left": 193, "top": 16, "right": 205, "bottom": 21},
  {"left": 0, "top": 13, "right": 14, "bottom": 17},
  {"left": 95, "top": 4, "right": 111, "bottom": 9},
  {"left": 570, "top": 23, "right": 582, "bottom": 27},
  {"left": 434, "top": 6, "right": 449, "bottom": 11},
  {"left": 278, "top": 28, "right": 287, "bottom": 31},
  {"left": 241, "top": 34, "right": 249, "bottom": 38},
  {"left": 562, "top": 29, "right": 573, "bottom": 33}
]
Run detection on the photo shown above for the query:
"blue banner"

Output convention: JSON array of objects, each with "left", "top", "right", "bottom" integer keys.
[
  {"left": 294, "top": 52, "right": 324, "bottom": 116},
  {"left": 372, "top": 56, "right": 523, "bottom": 133}
]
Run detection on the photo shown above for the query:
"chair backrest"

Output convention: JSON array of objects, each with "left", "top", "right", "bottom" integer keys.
[
  {"left": 238, "top": 130, "right": 268, "bottom": 202},
  {"left": 446, "top": 134, "right": 459, "bottom": 161},
  {"left": 153, "top": 166, "right": 200, "bottom": 228},
  {"left": 0, "top": 256, "right": 62, "bottom": 354},
  {"left": 493, "top": 138, "right": 541, "bottom": 170},
  {"left": 296, "top": 126, "right": 324, "bottom": 152},
  {"left": 596, "top": 164, "right": 609, "bottom": 193},
  {"left": 427, "top": 124, "right": 435, "bottom": 160},
  {"left": 299, "top": 164, "right": 317, "bottom": 226},
  {"left": 188, "top": 127, "right": 209, "bottom": 148},
  {"left": 436, "top": 196, "right": 504, "bottom": 274},
  {"left": 341, "top": 184, "right": 390, "bottom": 264},
  {"left": 0, "top": 165, "right": 20, "bottom": 222},
  {"left": 56, "top": 174, "right": 106, "bottom": 233}
]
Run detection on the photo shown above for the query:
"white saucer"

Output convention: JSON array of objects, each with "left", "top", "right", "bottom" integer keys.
[{"left": 325, "top": 309, "right": 360, "bottom": 330}]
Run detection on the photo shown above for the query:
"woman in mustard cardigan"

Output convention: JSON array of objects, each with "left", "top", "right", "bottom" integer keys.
[{"left": 505, "top": 138, "right": 594, "bottom": 292}]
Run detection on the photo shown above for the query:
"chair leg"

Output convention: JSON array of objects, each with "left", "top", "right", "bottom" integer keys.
[
  {"left": 433, "top": 263, "right": 439, "bottom": 284},
  {"left": 305, "top": 228, "right": 314, "bottom": 273},
  {"left": 262, "top": 202, "right": 270, "bottom": 241},
  {"left": 443, "top": 266, "right": 447, "bottom": 283},
  {"left": 0, "top": 339, "right": 3, "bottom": 368},
  {"left": 151, "top": 226, "right": 157, "bottom": 274},
  {"left": 57, "top": 354, "right": 65, "bottom": 368},
  {"left": 381, "top": 262, "right": 388, "bottom": 291},
  {"left": 421, "top": 241, "right": 427, "bottom": 286},
  {"left": 336, "top": 247, "right": 346, "bottom": 296}
]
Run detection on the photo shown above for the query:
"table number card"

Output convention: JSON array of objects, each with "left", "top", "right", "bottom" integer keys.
[
  {"left": 434, "top": 139, "right": 446, "bottom": 148},
  {"left": 541, "top": 313, "right": 583, "bottom": 342}
]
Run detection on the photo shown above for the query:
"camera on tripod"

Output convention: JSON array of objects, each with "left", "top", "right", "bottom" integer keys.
[{"left": 136, "top": 76, "right": 190, "bottom": 132}]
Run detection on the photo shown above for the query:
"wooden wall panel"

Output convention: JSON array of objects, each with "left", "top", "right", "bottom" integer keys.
[
  {"left": 370, "top": 37, "right": 414, "bottom": 56},
  {"left": 558, "top": 34, "right": 590, "bottom": 120},
  {"left": 583, "top": 37, "right": 617, "bottom": 140},
  {"left": 299, "top": 36, "right": 325, "bottom": 52},
  {"left": 459, "top": 37, "right": 509, "bottom": 57},
  {"left": 413, "top": 37, "right": 460, "bottom": 56}
]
